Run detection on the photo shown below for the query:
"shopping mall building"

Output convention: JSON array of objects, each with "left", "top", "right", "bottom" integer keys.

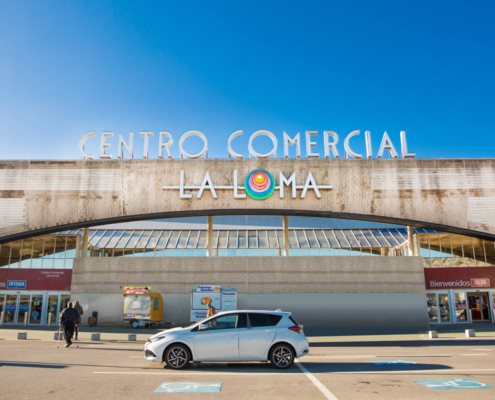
[{"left": 0, "top": 157, "right": 494, "bottom": 334}]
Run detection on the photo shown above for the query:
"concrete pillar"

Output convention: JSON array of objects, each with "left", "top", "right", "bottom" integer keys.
[
  {"left": 380, "top": 248, "right": 388, "bottom": 256},
  {"left": 82, "top": 227, "right": 89, "bottom": 258},
  {"left": 407, "top": 226, "right": 415, "bottom": 256},
  {"left": 283, "top": 216, "right": 289, "bottom": 256},
  {"left": 206, "top": 216, "right": 213, "bottom": 257},
  {"left": 75, "top": 236, "right": 81, "bottom": 258}
]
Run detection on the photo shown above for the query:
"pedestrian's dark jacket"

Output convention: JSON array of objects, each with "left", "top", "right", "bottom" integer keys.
[
  {"left": 73, "top": 301, "right": 84, "bottom": 316},
  {"left": 60, "top": 307, "right": 81, "bottom": 325}
]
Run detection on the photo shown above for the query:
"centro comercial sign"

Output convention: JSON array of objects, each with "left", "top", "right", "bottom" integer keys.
[{"left": 77, "top": 129, "right": 416, "bottom": 200}]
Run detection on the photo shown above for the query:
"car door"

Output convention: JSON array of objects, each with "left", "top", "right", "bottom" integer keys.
[
  {"left": 193, "top": 313, "right": 243, "bottom": 361},
  {"left": 239, "top": 313, "right": 281, "bottom": 360}
]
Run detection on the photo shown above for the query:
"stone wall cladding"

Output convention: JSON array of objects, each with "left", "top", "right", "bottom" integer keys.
[
  {"left": 71, "top": 256, "right": 426, "bottom": 296},
  {"left": 0, "top": 158, "right": 494, "bottom": 240}
]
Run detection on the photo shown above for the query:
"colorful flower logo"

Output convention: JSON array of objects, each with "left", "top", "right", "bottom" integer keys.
[{"left": 244, "top": 170, "right": 275, "bottom": 200}]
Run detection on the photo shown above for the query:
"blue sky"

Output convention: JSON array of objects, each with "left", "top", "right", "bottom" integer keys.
[{"left": 0, "top": 0, "right": 493, "bottom": 160}]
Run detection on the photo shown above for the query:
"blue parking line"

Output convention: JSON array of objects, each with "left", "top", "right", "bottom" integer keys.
[{"left": 154, "top": 382, "right": 222, "bottom": 393}]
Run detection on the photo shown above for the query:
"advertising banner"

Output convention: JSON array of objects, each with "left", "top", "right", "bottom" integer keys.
[
  {"left": 196, "top": 285, "right": 220, "bottom": 292},
  {"left": 124, "top": 287, "right": 151, "bottom": 295},
  {"left": 192, "top": 292, "right": 221, "bottom": 310},
  {"left": 221, "top": 290, "right": 237, "bottom": 311},
  {"left": 424, "top": 267, "right": 495, "bottom": 290},
  {"left": 7, "top": 280, "right": 27, "bottom": 289},
  {"left": 191, "top": 310, "right": 208, "bottom": 322}
]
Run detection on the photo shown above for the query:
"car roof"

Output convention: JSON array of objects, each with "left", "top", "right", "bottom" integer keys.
[{"left": 213, "top": 310, "right": 290, "bottom": 316}]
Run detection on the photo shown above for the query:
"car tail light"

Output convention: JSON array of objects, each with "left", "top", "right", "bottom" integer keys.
[{"left": 288, "top": 325, "right": 302, "bottom": 334}]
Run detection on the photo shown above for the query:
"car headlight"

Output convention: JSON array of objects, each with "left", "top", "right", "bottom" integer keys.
[{"left": 149, "top": 335, "right": 166, "bottom": 343}]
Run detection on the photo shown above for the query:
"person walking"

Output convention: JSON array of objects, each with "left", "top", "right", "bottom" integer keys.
[
  {"left": 59, "top": 303, "right": 81, "bottom": 348},
  {"left": 72, "top": 301, "right": 84, "bottom": 340}
]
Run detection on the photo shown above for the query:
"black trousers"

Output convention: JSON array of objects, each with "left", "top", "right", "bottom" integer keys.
[
  {"left": 74, "top": 325, "right": 79, "bottom": 340},
  {"left": 63, "top": 322, "right": 75, "bottom": 345}
]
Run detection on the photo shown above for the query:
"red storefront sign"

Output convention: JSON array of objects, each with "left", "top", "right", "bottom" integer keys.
[
  {"left": 425, "top": 267, "right": 495, "bottom": 290},
  {"left": 0, "top": 269, "right": 72, "bottom": 291}
]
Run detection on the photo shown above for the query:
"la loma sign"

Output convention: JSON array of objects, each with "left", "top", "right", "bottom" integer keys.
[{"left": 78, "top": 129, "right": 416, "bottom": 160}]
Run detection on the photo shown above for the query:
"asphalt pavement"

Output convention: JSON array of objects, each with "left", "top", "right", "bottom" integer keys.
[{"left": 1, "top": 326, "right": 495, "bottom": 399}]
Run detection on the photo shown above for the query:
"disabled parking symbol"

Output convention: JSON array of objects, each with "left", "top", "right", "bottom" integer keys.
[
  {"left": 369, "top": 360, "right": 418, "bottom": 366},
  {"left": 414, "top": 379, "right": 494, "bottom": 390},
  {"left": 154, "top": 382, "right": 222, "bottom": 393}
]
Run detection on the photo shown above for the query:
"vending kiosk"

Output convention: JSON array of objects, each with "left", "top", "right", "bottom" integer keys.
[{"left": 190, "top": 285, "right": 237, "bottom": 322}]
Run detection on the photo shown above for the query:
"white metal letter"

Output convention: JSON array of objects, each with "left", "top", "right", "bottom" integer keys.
[
  {"left": 301, "top": 171, "right": 321, "bottom": 199},
  {"left": 140, "top": 132, "right": 154, "bottom": 159},
  {"left": 365, "top": 130, "right": 372, "bottom": 159},
  {"left": 377, "top": 131, "right": 399, "bottom": 159},
  {"left": 279, "top": 171, "right": 297, "bottom": 199},
  {"left": 179, "top": 130, "right": 208, "bottom": 159},
  {"left": 305, "top": 131, "right": 319, "bottom": 159},
  {"left": 158, "top": 131, "right": 173, "bottom": 159},
  {"left": 197, "top": 171, "right": 217, "bottom": 199},
  {"left": 233, "top": 170, "right": 246, "bottom": 198},
  {"left": 99, "top": 131, "right": 114, "bottom": 159},
  {"left": 323, "top": 131, "right": 340, "bottom": 159},
  {"left": 400, "top": 131, "right": 416, "bottom": 159},
  {"left": 248, "top": 130, "right": 277, "bottom": 159},
  {"left": 283, "top": 132, "right": 301, "bottom": 159},
  {"left": 118, "top": 132, "right": 134, "bottom": 159},
  {"left": 78, "top": 131, "right": 96, "bottom": 160},
  {"left": 179, "top": 170, "right": 192, "bottom": 199},
  {"left": 344, "top": 130, "right": 362, "bottom": 159},
  {"left": 228, "top": 130, "right": 243, "bottom": 159}
]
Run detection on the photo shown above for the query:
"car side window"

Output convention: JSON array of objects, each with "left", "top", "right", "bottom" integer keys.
[
  {"left": 207, "top": 314, "right": 241, "bottom": 330},
  {"left": 248, "top": 313, "right": 282, "bottom": 328}
]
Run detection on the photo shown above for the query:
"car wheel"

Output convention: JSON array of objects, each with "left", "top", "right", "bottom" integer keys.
[
  {"left": 270, "top": 344, "right": 295, "bottom": 369},
  {"left": 130, "top": 320, "right": 139, "bottom": 329},
  {"left": 164, "top": 344, "right": 190, "bottom": 370}
]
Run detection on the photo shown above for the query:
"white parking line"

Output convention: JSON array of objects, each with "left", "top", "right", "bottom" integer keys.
[
  {"left": 462, "top": 354, "right": 488, "bottom": 356},
  {"left": 327, "top": 368, "right": 495, "bottom": 375},
  {"left": 295, "top": 360, "right": 339, "bottom": 400},
  {"left": 94, "top": 371, "right": 298, "bottom": 376},
  {"left": 304, "top": 356, "right": 376, "bottom": 359}
]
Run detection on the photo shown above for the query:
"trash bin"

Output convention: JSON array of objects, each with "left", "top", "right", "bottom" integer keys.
[
  {"left": 88, "top": 316, "right": 96, "bottom": 327},
  {"left": 92, "top": 311, "right": 98, "bottom": 327}
]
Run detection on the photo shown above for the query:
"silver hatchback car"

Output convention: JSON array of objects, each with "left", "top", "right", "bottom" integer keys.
[{"left": 144, "top": 310, "right": 309, "bottom": 369}]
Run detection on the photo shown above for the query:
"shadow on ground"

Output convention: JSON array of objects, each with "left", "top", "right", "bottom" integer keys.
[{"left": 310, "top": 340, "right": 495, "bottom": 348}]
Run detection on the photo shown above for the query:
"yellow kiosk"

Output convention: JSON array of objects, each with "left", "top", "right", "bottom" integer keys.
[{"left": 123, "top": 287, "right": 163, "bottom": 328}]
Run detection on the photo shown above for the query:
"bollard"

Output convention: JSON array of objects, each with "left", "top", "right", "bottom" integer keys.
[
  {"left": 48, "top": 313, "right": 52, "bottom": 327},
  {"left": 128, "top": 334, "right": 136, "bottom": 341},
  {"left": 23, "top": 312, "right": 28, "bottom": 327},
  {"left": 466, "top": 329, "right": 476, "bottom": 338},
  {"left": 91, "top": 333, "right": 100, "bottom": 341},
  {"left": 429, "top": 331, "right": 438, "bottom": 339},
  {"left": 17, "top": 332, "right": 27, "bottom": 340},
  {"left": 0, "top": 311, "right": 3, "bottom": 326}
]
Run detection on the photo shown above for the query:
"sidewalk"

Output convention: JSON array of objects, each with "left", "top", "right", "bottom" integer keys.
[{"left": 2, "top": 325, "right": 495, "bottom": 344}]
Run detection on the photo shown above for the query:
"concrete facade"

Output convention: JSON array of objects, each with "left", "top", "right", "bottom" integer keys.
[
  {"left": 71, "top": 256, "right": 428, "bottom": 334},
  {"left": 0, "top": 158, "right": 494, "bottom": 243}
]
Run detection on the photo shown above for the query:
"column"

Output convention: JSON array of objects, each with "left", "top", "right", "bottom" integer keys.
[
  {"left": 407, "top": 226, "right": 415, "bottom": 256},
  {"left": 82, "top": 227, "right": 89, "bottom": 258},
  {"left": 283, "top": 216, "right": 289, "bottom": 256},
  {"left": 207, "top": 216, "right": 213, "bottom": 257}
]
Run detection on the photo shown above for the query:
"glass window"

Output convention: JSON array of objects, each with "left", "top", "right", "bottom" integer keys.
[
  {"left": 485, "top": 240, "right": 495, "bottom": 266},
  {"left": 427, "top": 293, "right": 439, "bottom": 323},
  {"left": 334, "top": 230, "right": 350, "bottom": 247},
  {"left": 97, "top": 231, "right": 116, "bottom": 248},
  {"left": 306, "top": 231, "right": 319, "bottom": 248},
  {"left": 382, "top": 230, "right": 400, "bottom": 246},
  {"left": 115, "top": 231, "right": 133, "bottom": 248},
  {"left": 9, "top": 240, "right": 22, "bottom": 268},
  {"left": 53, "top": 259, "right": 65, "bottom": 268},
  {"left": 258, "top": 231, "right": 268, "bottom": 248},
  {"left": 20, "top": 238, "right": 33, "bottom": 268},
  {"left": 247, "top": 249, "right": 258, "bottom": 256},
  {"left": 126, "top": 231, "right": 144, "bottom": 248},
  {"left": 288, "top": 231, "right": 299, "bottom": 248},
  {"left": 106, "top": 231, "right": 124, "bottom": 248},
  {"left": 372, "top": 231, "right": 390, "bottom": 247},
  {"left": 135, "top": 231, "right": 152, "bottom": 248},
  {"left": 64, "top": 259, "right": 73, "bottom": 269},
  {"left": 197, "top": 231, "right": 207, "bottom": 248},
  {"left": 362, "top": 230, "right": 381, "bottom": 247},
  {"left": 353, "top": 231, "right": 370, "bottom": 247},
  {"left": 473, "top": 238, "right": 486, "bottom": 266},
  {"left": 0, "top": 243, "right": 11, "bottom": 268},
  {"left": 267, "top": 231, "right": 278, "bottom": 248},
  {"left": 418, "top": 234, "right": 431, "bottom": 268},
  {"left": 187, "top": 231, "right": 200, "bottom": 248},
  {"left": 440, "top": 234, "right": 453, "bottom": 267},
  {"left": 143, "top": 250, "right": 155, "bottom": 257},
  {"left": 462, "top": 236, "right": 475, "bottom": 266},
  {"left": 450, "top": 234, "right": 464, "bottom": 267},
  {"left": 429, "top": 234, "right": 443, "bottom": 267},
  {"left": 228, "top": 231, "right": 238, "bottom": 248},
  {"left": 438, "top": 293, "right": 451, "bottom": 323},
  {"left": 156, "top": 231, "right": 171, "bottom": 248},
  {"left": 315, "top": 231, "right": 329, "bottom": 248},
  {"left": 89, "top": 231, "right": 105, "bottom": 247},
  {"left": 206, "top": 314, "right": 240, "bottom": 330},
  {"left": 65, "top": 236, "right": 78, "bottom": 258},
  {"left": 343, "top": 230, "right": 360, "bottom": 247},
  {"left": 248, "top": 313, "right": 282, "bottom": 327},
  {"left": 454, "top": 293, "right": 468, "bottom": 322},
  {"left": 238, "top": 230, "right": 247, "bottom": 248},
  {"left": 146, "top": 231, "right": 162, "bottom": 248},
  {"left": 54, "top": 236, "right": 67, "bottom": 259},
  {"left": 218, "top": 231, "right": 228, "bottom": 248},
  {"left": 166, "top": 231, "right": 180, "bottom": 248},
  {"left": 248, "top": 231, "right": 257, "bottom": 248}
]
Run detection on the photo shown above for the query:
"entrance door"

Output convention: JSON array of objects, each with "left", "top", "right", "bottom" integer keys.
[
  {"left": 29, "top": 295, "right": 43, "bottom": 325},
  {"left": 17, "top": 295, "right": 30, "bottom": 325},
  {"left": 4, "top": 294, "right": 18, "bottom": 324},
  {"left": 46, "top": 295, "right": 59, "bottom": 325},
  {"left": 468, "top": 293, "right": 492, "bottom": 322}
]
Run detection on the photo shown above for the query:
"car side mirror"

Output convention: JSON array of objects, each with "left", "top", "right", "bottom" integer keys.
[{"left": 198, "top": 324, "right": 209, "bottom": 331}]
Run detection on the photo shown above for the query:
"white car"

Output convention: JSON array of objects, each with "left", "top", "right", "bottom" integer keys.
[{"left": 144, "top": 310, "right": 309, "bottom": 369}]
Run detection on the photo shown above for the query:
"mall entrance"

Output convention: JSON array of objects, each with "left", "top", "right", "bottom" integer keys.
[
  {"left": 467, "top": 292, "right": 492, "bottom": 323},
  {"left": 0, "top": 292, "right": 71, "bottom": 326}
]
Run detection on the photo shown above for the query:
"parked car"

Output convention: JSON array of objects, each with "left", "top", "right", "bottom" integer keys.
[{"left": 144, "top": 310, "right": 309, "bottom": 369}]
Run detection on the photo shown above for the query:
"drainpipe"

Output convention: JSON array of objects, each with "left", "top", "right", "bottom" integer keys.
[
  {"left": 207, "top": 216, "right": 213, "bottom": 257},
  {"left": 283, "top": 216, "right": 289, "bottom": 256}
]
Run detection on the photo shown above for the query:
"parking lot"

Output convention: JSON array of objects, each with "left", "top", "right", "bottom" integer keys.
[{"left": 1, "top": 330, "right": 495, "bottom": 399}]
